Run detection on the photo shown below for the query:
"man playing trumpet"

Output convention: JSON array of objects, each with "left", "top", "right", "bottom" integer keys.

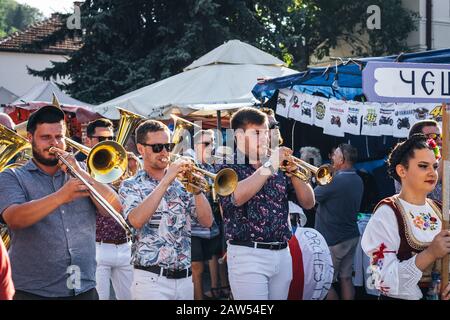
[
  {"left": 0, "top": 105, "right": 122, "bottom": 300},
  {"left": 119, "top": 120, "right": 213, "bottom": 300},
  {"left": 218, "top": 107, "right": 315, "bottom": 300}
]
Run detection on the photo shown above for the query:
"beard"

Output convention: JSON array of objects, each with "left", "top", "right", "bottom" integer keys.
[{"left": 32, "top": 143, "right": 59, "bottom": 166}]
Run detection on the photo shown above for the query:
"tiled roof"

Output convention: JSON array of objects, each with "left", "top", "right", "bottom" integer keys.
[{"left": 0, "top": 13, "right": 82, "bottom": 55}]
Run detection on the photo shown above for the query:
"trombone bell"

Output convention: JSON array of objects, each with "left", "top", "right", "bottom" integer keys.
[{"left": 87, "top": 141, "right": 128, "bottom": 184}]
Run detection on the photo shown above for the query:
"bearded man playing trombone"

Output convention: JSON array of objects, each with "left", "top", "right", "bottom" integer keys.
[
  {"left": 119, "top": 120, "right": 213, "bottom": 300},
  {"left": 0, "top": 105, "right": 122, "bottom": 300},
  {"left": 217, "top": 107, "right": 315, "bottom": 300}
]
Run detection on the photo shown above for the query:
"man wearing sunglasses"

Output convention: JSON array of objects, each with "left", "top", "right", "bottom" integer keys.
[
  {"left": 191, "top": 130, "right": 230, "bottom": 300},
  {"left": 119, "top": 120, "right": 213, "bottom": 300},
  {"left": 395, "top": 120, "right": 443, "bottom": 201},
  {"left": 83, "top": 118, "right": 133, "bottom": 300}
]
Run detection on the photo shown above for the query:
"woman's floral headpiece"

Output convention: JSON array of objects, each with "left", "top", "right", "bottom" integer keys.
[{"left": 427, "top": 138, "right": 441, "bottom": 160}]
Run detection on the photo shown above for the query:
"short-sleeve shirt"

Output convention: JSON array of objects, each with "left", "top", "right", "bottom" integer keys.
[
  {"left": 119, "top": 170, "right": 196, "bottom": 270},
  {"left": 218, "top": 152, "right": 296, "bottom": 243},
  {"left": 314, "top": 169, "right": 363, "bottom": 246},
  {"left": 0, "top": 160, "right": 97, "bottom": 297}
]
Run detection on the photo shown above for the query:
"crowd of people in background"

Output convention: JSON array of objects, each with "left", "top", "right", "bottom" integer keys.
[{"left": 1, "top": 105, "right": 450, "bottom": 301}]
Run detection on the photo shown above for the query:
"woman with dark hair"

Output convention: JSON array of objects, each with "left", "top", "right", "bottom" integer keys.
[{"left": 362, "top": 134, "right": 450, "bottom": 300}]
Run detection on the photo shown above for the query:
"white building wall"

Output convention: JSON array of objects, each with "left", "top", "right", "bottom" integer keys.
[{"left": 0, "top": 51, "right": 68, "bottom": 97}]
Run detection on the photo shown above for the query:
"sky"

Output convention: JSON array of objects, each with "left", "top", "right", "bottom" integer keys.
[{"left": 15, "top": 0, "right": 76, "bottom": 18}]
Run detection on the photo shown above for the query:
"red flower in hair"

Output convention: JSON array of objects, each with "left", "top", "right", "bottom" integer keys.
[{"left": 427, "top": 138, "right": 441, "bottom": 160}]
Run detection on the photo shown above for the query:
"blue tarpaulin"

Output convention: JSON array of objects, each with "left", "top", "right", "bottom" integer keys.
[
  {"left": 251, "top": 48, "right": 450, "bottom": 200},
  {"left": 252, "top": 48, "right": 450, "bottom": 101}
]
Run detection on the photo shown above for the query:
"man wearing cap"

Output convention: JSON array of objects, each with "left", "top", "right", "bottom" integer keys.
[{"left": 0, "top": 106, "right": 122, "bottom": 300}]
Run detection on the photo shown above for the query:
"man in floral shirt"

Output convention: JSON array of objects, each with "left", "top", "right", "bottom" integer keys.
[
  {"left": 218, "top": 107, "right": 315, "bottom": 300},
  {"left": 119, "top": 120, "right": 213, "bottom": 300}
]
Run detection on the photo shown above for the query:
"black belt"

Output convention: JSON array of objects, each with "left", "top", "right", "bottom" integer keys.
[
  {"left": 134, "top": 265, "right": 192, "bottom": 279},
  {"left": 229, "top": 240, "right": 288, "bottom": 250},
  {"left": 96, "top": 238, "right": 128, "bottom": 245}
]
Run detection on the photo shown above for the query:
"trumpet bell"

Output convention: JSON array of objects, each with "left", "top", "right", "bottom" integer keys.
[
  {"left": 87, "top": 140, "right": 128, "bottom": 184},
  {"left": 213, "top": 168, "right": 238, "bottom": 196},
  {"left": 315, "top": 165, "right": 333, "bottom": 185}
]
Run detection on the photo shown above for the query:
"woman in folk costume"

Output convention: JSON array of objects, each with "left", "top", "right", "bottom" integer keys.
[{"left": 362, "top": 134, "right": 450, "bottom": 300}]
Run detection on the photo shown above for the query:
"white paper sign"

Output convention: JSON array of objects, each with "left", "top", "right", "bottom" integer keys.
[
  {"left": 276, "top": 89, "right": 293, "bottom": 118},
  {"left": 289, "top": 91, "right": 304, "bottom": 122},
  {"left": 393, "top": 103, "right": 416, "bottom": 138},
  {"left": 299, "top": 94, "right": 316, "bottom": 125},
  {"left": 361, "top": 102, "right": 381, "bottom": 136},
  {"left": 342, "top": 101, "right": 362, "bottom": 135},
  {"left": 323, "top": 99, "right": 345, "bottom": 137},
  {"left": 378, "top": 103, "right": 396, "bottom": 136},
  {"left": 313, "top": 98, "right": 328, "bottom": 129}
]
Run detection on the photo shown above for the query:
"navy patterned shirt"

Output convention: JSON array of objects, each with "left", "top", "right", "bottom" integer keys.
[{"left": 218, "top": 152, "right": 296, "bottom": 243}]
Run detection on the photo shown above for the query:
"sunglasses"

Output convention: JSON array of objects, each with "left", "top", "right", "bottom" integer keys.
[
  {"left": 269, "top": 122, "right": 279, "bottom": 130},
  {"left": 426, "top": 133, "right": 441, "bottom": 141},
  {"left": 90, "top": 136, "right": 114, "bottom": 142},
  {"left": 199, "top": 141, "right": 213, "bottom": 147},
  {"left": 140, "top": 142, "right": 175, "bottom": 153}
]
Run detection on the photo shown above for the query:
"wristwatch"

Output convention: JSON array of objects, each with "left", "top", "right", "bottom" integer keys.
[{"left": 263, "top": 160, "right": 276, "bottom": 175}]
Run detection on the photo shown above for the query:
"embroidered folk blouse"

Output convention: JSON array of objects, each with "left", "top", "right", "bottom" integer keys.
[{"left": 361, "top": 197, "right": 444, "bottom": 300}]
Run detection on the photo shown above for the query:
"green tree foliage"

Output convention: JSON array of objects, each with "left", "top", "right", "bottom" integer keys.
[
  {"left": 0, "top": 0, "right": 43, "bottom": 38},
  {"left": 28, "top": 0, "right": 416, "bottom": 104}
]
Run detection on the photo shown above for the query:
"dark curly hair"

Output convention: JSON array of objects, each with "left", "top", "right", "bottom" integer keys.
[{"left": 387, "top": 133, "right": 432, "bottom": 184}]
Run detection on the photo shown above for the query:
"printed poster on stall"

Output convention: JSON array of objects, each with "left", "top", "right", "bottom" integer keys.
[
  {"left": 313, "top": 98, "right": 328, "bottom": 129},
  {"left": 276, "top": 89, "right": 293, "bottom": 118},
  {"left": 342, "top": 100, "right": 361, "bottom": 135},
  {"left": 323, "top": 99, "right": 345, "bottom": 137},
  {"left": 289, "top": 91, "right": 304, "bottom": 122},
  {"left": 393, "top": 104, "right": 417, "bottom": 138},
  {"left": 298, "top": 94, "right": 316, "bottom": 125},
  {"left": 377, "top": 103, "right": 396, "bottom": 136},
  {"left": 361, "top": 102, "right": 380, "bottom": 136}
]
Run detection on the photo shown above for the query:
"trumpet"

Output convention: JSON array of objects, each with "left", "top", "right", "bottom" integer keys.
[
  {"left": 280, "top": 156, "right": 333, "bottom": 186},
  {"left": 50, "top": 147, "right": 132, "bottom": 237},
  {"left": 170, "top": 154, "right": 238, "bottom": 197}
]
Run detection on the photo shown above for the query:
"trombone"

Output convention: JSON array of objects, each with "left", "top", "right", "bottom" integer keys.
[
  {"left": 280, "top": 156, "right": 333, "bottom": 186},
  {"left": 66, "top": 108, "right": 145, "bottom": 184},
  {"left": 50, "top": 147, "right": 132, "bottom": 237},
  {"left": 14, "top": 118, "right": 128, "bottom": 184}
]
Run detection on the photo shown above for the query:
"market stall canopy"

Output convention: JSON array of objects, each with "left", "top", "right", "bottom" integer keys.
[
  {"left": 94, "top": 39, "right": 299, "bottom": 120},
  {"left": 0, "top": 87, "right": 18, "bottom": 105},
  {"left": 6, "top": 81, "right": 99, "bottom": 122},
  {"left": 252, "top": 48, "right": 450, "bottom": 101}
]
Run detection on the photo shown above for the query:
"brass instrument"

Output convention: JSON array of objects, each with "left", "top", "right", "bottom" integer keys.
[
  {"left": 65, "top": 138, "right": 128, "bottom": 184},
  {"left": 170, "top": 154, "right": 238, "bottom": 197},
  {"left": 49, "top": 147, "right": 132, "bottom": 237},
  {"left": 0, "top": 227, "right": 9, "bottom": 249},
  {"left": 0, "top": 124, "right": 31, "bottom": 171},
  {"left": 66, "top": 108, "right": 145, "bottom": 184},
  {"left": 171, "top": 115, "right": 201, "bottom": 155},
  {"left": 281, "top": 156, "right": 333, "bottom": 186}
]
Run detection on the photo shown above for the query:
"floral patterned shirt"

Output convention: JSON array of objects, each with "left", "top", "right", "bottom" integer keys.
[
  {"left": 218, "top": 153, "right": 296, "bottom": 243},
  {"left": 119, "top": 170, "right": 196, "bottom": 270}
]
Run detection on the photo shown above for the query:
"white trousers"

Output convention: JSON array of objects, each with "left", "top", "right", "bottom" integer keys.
[
  {"left": 132, "top": 268, "right": 193, "bottom": 300},
  {"left": 95, "top": 242, "right": 133, "bottom": 300},
  {"left": 227, "top": 243, "right": 292, "bottom": 300}
]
